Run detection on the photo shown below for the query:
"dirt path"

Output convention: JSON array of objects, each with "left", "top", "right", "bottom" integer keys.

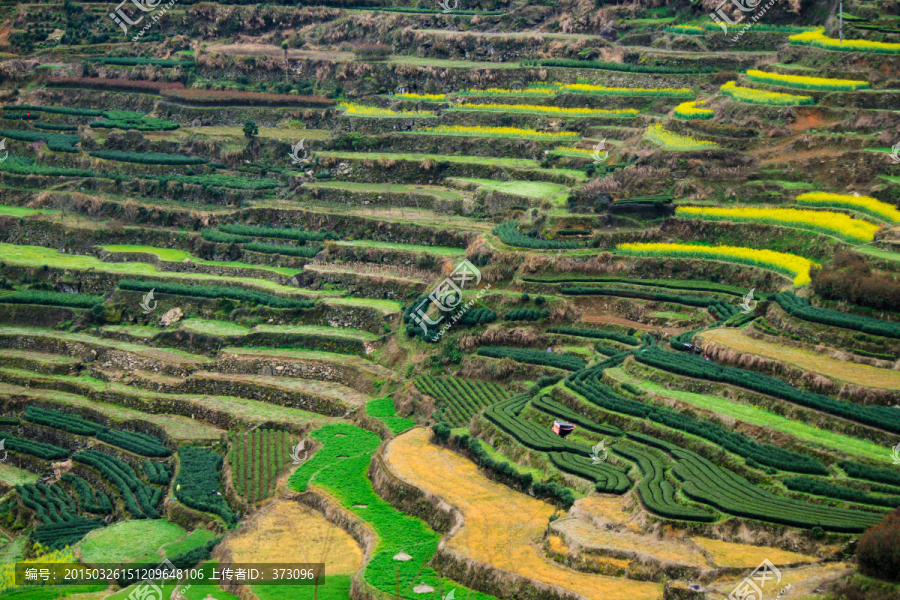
[{"left": 384, "top": 428, "right": 663, "bottom": 600}]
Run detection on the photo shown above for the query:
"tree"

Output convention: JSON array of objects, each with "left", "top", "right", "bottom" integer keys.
[{"left": 242, "top": 120, "right": 258, "bottom": 140}]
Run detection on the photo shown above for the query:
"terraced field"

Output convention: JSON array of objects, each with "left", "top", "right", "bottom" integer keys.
[{"left": 1, "top": 1, "right": 900, "bottom": 599}]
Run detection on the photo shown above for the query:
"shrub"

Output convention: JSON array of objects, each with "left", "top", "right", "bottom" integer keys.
[
  {"left": 354, "top": 43, "right": 392, "bottom": 60},
  {"left": 5, "top": 436, "right": 69, "bottom": 460},
  {"left": 73, "top": 450, "right": 160, "bottom": 518},
  {"left": 46, "top": 77, "right": 185, "bottom": 94},
  {"left": 856, "top": 509, "right": 900, "bottom": 581},
  {"left": 32, "top": 518, "right": 105, "bottom": 550},
  {"left": 776, "top": 292, "right": 900, "bottom": 339},
  {"left": 547, "top": 326, "right": 639, "bottom": 345},
  {"left": 784, "top": 477, "right": 900, "bottom": 507},
  {"left": 25, "top": 407, "right": 104, "bottom": 436},
  {"left": 97, "top": 429, "right": 171, "bottom": 457},
  {"left": 810, "top": 251, "right": 900, "bottom": 312}
]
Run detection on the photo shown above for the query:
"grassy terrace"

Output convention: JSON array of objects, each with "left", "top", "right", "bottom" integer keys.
[
  {"left": 0, "top": 381, "right": 224, "bottom": 440},
  {"left": 604, "top": 367, "right": 889, "bottom": 464},
  {"left": 0, "top": 204, "right": 59, "bottom": 216},
  {"left": 448, "top": 177, "right": 570, "bottom": 204},
  {"left": 330, "top": 239, "right": 466, "bottom": 256},
  {"left": 0, "top": 327, "right": 211, "bottom": 364},
  {"left": 303, "top": 181, "right": 468, "bottom": 201},
  {"left": 100, "top": 244, "right": 304, "bottom": 277},
  {"left": 178, "top": 318, "right": 381, "bottom": 340},
  {"left": 0, "top": 461, "right": 40, "bottom": 486}
]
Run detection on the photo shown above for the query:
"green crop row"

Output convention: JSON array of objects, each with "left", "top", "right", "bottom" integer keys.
[
  {"left": 97, "top": 429, "right": 171, "bottom": 457},
  {"left": 503, "top": 308, "right": 548, "bottom": 322},
  {"left": 560, "top": 285, "right": 728, "bottom": 310},
  {"left": 538, "top": 59, "right": 712, "bottom": 74},
  {"left": 60, "top": 474, "right": 113, "bottom": 514},
  {"left": 565, "top": 354, "right": 828, "bottom": 474},
  {"left": 522, "top": 276, "right": 751, "bottom": 297},
  {"left": 416, "top": 374, "right": 509, "bottom": 427},
  {"left": 88, "top": 57, "right": 193, "bottom": 67},
  {"left": 25, "top": 406, "right": 104, "bottom": 436},
  {"left": 839, "top": 461, "right": 900, "bottom": 487},
  {"left": 174, "top": 446, "right": 235, "bottom": 523},
  {"left": 218, "top": 223, "right": 336, "bottom": 243},
  {"left": 17, "top": 483, "right": 77, "bottom": 523},
  {"left": 200, "top": 228, "right": 250, "bottom": 244},
  {"left": 244, "top": 241, "right": 323, "bottom": 258},
  {"left": 0, "top": 290, "right": 105, "bottom": 309},
  {"left": 478, "top": 346, "right": 586, "bottom": 371},
  {"left": 0, "top": 128, "right": 80, "bottom": 152},
  {"left": 88, "top": 150, "right": 207, "bottom": 166},
  {"left": 118, "top": 279, "right": 316, "bottom": 310},
  {"left": 229, "top": 429, "right": 293, "bottom": 504},
  {"left": 547, "top": 327, "right": 639, "bottom": 345},
  {"left": 612, "top": 445, "right": 715, "bottom": 522},
  {"left": 784, "top": 477, "right": 900, "bottom": 508},
  {"left": 403, "top": 296, "right": 496, "bottom": 342},
  {"left": 142, "top": 460, "right": 173, "bottom": 484},
  {"left": 34, "top": 122, "right": 78, "bottom": 131},
  {"left": 32, "top": 518, "right": 105, "bottom": 550},
  {"left": 4, "top": 435, "right": 69, "bottom": 460},
  {"left": 645, "top": 436, "right": 882, "bottom": 532},
  {"left": 366, "top": 397, "right": 415, "bottom": 434},
  {"left": 548, "top": 451, "right": 631, "bottom": 494},
  {"left": 288, "top": 423, "right": 497, "bottom": 600},
  {"left": 3, "top": 104, "right": 103, "bottom": 117},
  {"left": 530, "top": 395, "right": 623, "bottom": 437},
  {"left": 634, "top": 346, "right": 900, "bottom": 434},
  {"left": 776, "top": 292, "right": 900, "bottom": 339},
  {"left": 73, "top": 450, "right": 161, "bottom": 519},
  {"left": 494, "top": 221, "right": 586, "bottom": 250}
]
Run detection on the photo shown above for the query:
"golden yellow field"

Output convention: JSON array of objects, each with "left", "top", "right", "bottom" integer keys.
[
  {"left": 700, "top": 328, "right": 900, "bottom": 390},
  {"left": 385, "top": 428, "right": 663, "bottom": 600},
  {"left": 691, "top": 537, "right": 818, "bottom": 568},
  {"left": 224, "top": 499, "right": 362, "bottom": 574}
]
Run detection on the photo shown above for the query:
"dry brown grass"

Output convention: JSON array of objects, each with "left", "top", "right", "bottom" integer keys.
[
  {"left": 700, "top": 328, "right": 900, "bottom": 390},
  {"left": 384, "top": 428, "right": 663, "bottom": 600},
  {"left": 224, "top": 499, "right": 362, "bottom": 574}
]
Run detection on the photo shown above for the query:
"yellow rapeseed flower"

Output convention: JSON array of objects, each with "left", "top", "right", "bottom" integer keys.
[
  {"left": 396, "top": 92, "right": 446, "bottom": 100},
  {"left": 553, "top": 82, "right": 694, "bottom": 97},
  {"left": 790, "top": 29, "right": 900, "bottom": 54},
  {"left": 720, "top": 81, "right": 814, "bottom": 106},
  {"left": 421, "top": 125, "right": 578, "bottom": 140},
  {"left": 675, "top": 206, "right": 880, "bottom": 243},
  {"left": 673, "top": 101, "right": 714, "bottom": 120},
  {"left": 745, "top": 69, "right": 869, "bottom": 91},
  {"left": 453, "top": 102, "right": 638, "bottom": 118},
  {"left": 339, "top": 103, "right": 434, "bottom": 118},
  {"left": 645, "top": 123, "right": 718, "bottom": 150},
  {"left": 616, "top": 242, "right": 818, "bottom": 286},
  {"left": 796, "top": 192, "right": 900, "bottom": 224}
]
